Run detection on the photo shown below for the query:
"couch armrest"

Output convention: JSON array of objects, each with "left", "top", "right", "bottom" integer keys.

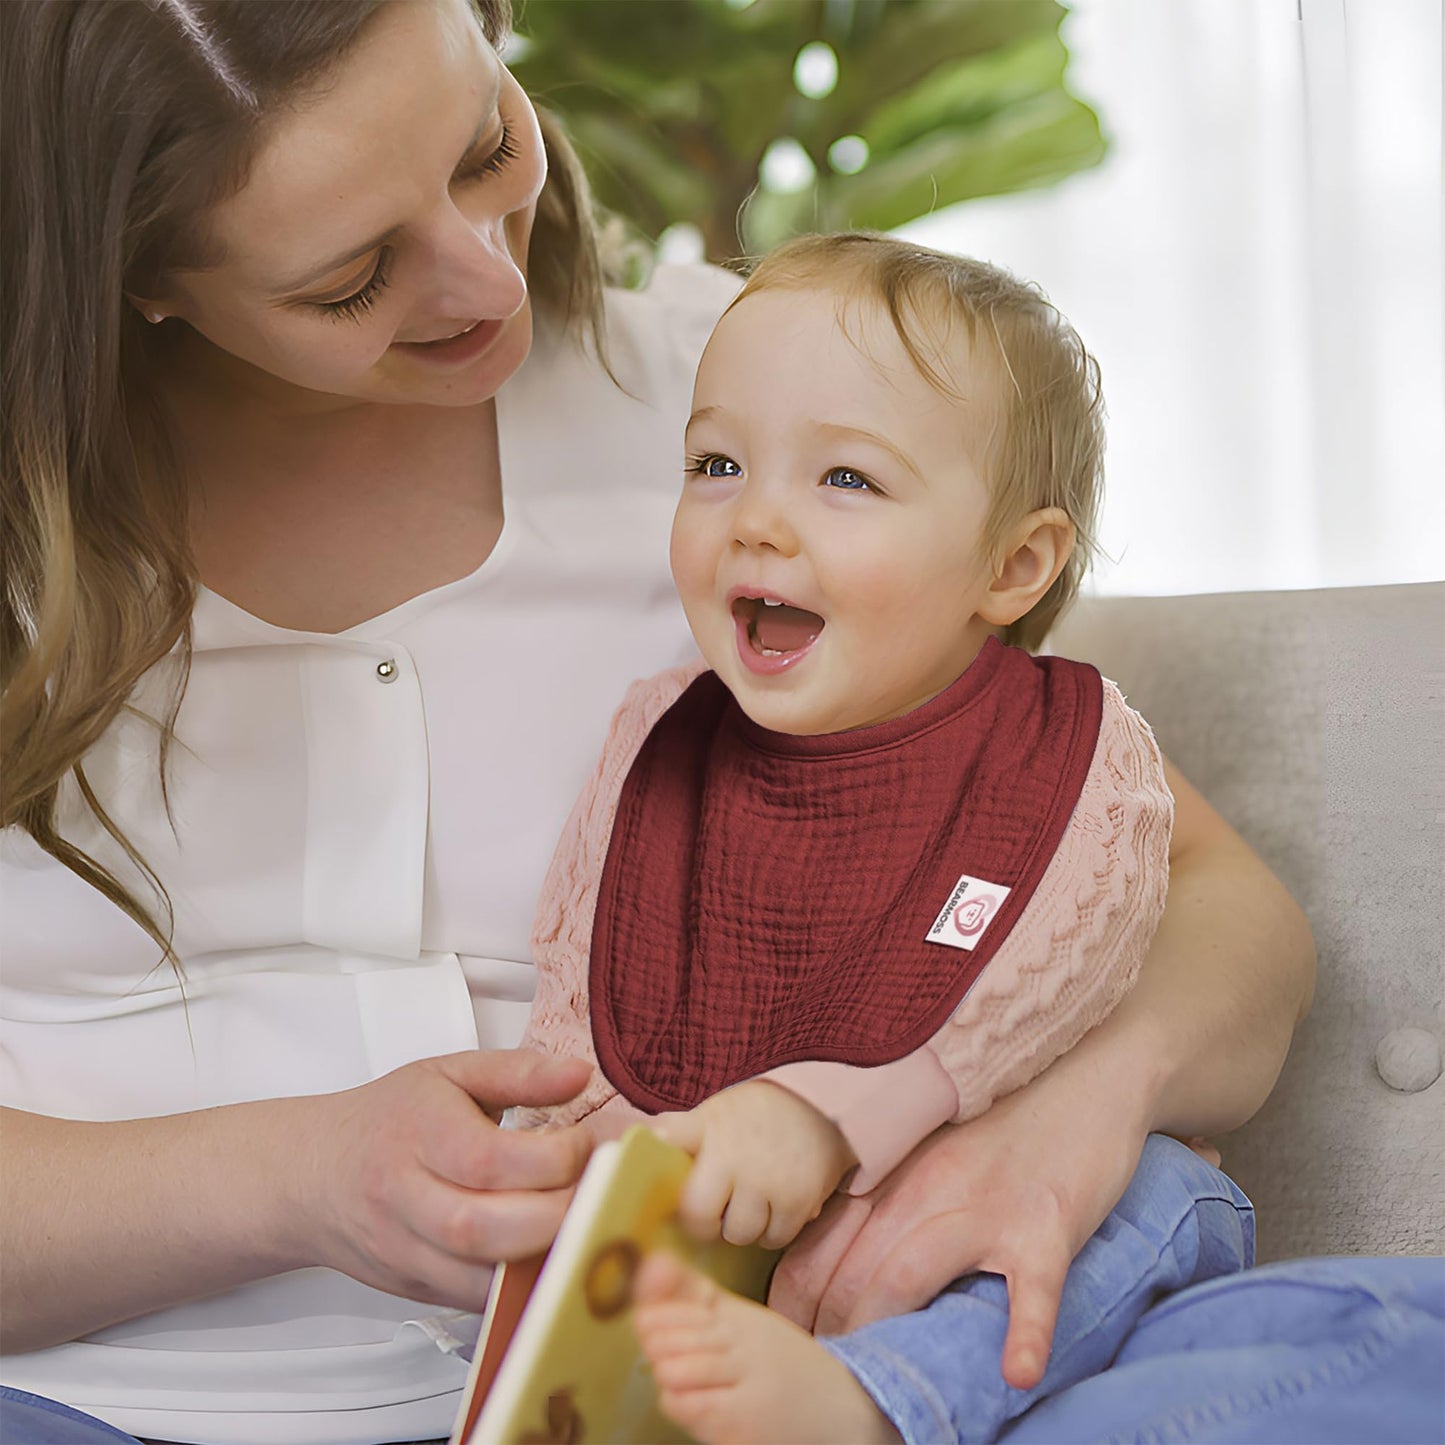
[{"left": 1051, "top": 583, "right": 1444, "bottom": 1261}]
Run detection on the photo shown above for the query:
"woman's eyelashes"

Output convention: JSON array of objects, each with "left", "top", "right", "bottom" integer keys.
[
  {"left": 312, "top": 122, "right": 518, "bottom": 324},
  {"left": 454, "top": 121, "right": 518, "bottom": 184},
  {"left": 316, "top": 250, "right": 393, "bottom": 323}
]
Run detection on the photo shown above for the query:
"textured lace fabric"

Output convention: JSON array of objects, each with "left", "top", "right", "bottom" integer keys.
[{"left": 516, "top": 655, "right": 1172, "bottom": 1133}]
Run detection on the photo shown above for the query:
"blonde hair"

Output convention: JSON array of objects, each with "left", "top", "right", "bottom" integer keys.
[
  {"left": 734, "top": 232, "right": 1104, "bottom": 652},
  {"left": 0, "top": 0, "right": 608, "bottom": 963}
]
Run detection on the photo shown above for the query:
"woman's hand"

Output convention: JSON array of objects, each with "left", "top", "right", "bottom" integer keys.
[
  {"left": 768, "top": 1047, "right": 1150, "bottom": 1390},
  {"left": 298, "top": 1049, "right": 593, "bottom": 1310},
  {"left": 1, "top": 1049, "right": 593, "bottom": 1352},
  {"left": 654, "top": 1081, "right": 857, "bottom": 1249}
]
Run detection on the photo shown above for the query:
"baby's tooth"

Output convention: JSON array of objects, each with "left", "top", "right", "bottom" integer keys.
[{"left": 763, "top": 598, "right": 781, "bottom": 607}]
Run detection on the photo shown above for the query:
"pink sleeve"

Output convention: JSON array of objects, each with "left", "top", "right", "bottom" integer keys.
[
  {"left": 923, "top": 678, "right": 1174, "bottom": 1122},
  {"left": 758, "top": 1052, "right": 959, "bottom": 1195}
]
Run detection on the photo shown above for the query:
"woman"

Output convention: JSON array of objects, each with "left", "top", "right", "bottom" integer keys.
[{"left": 0, "top": 1, "right": 1319, "bottom": 1441}]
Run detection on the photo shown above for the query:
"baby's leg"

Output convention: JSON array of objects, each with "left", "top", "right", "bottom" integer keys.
[
  {"left": 636, "top": 1135, "right": 1252, "bottom": 1445},
  {"left": 821, "top": 1135, "right": 1253, "bottom": 1444}
]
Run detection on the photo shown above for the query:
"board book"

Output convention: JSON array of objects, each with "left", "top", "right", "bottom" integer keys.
[{"left": 451, "top": 1126, "right": 779, "bottom": 1445}]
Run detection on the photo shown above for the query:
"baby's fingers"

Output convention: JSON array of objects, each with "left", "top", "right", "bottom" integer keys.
[
  {"left": 652, "top": 1109, "right": 705, "bottom": 1156},
  {"left": 720, "top": 1188, "right": 769, "bottom": 1246},
  {"left": 676, "top": 1151, "right": 732, "bottom": 1242}
]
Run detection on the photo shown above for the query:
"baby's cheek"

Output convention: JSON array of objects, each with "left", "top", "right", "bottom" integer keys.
[
  {"left": 826, "top": 548, "right": 922, "bottom": 628},
  {"left": 669, "top": 507, "right": 718, "bottom": 601}
]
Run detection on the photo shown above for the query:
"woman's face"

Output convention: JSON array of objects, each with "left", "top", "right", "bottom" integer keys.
[{"left": 152, "top": 0, "right": 544, "bottom": 408}]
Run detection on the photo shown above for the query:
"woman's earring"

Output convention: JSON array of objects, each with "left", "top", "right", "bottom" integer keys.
[{"left": 145, "top": 310, "right": 165, "bottom": 324}]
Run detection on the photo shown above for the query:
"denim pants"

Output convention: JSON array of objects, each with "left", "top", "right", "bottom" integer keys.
[{"left": 822, "top": 1135, "right": 1445, "bottom": 1445}]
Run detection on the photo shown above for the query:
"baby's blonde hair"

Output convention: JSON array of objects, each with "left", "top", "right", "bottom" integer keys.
[{"left": 733, "top": 233, "right": 1104, "bottom": 652}]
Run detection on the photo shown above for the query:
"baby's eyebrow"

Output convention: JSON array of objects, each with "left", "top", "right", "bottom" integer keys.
[
  {"left": 812, "top": 422, "right": 925, "bottom": 484},
  {"left": 685, "top": 405, "right": 723, "bottom": 433}
]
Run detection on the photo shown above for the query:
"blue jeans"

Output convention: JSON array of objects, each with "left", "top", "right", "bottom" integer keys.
[
  {"left": 0, "top": 1387, "right": 144, "bottom": 1444},
  {"left": 822, "top": 1135, "right": 1445, "bottom": 1444}
]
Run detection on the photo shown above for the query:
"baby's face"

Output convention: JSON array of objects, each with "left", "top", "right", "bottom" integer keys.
[{"left": 671, "top": 286, "right": 1003, "bottom": 735}]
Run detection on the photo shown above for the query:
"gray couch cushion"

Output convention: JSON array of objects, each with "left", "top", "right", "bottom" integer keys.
[{"left": 1052, "top": 583, "right": 1444, "bottom": 1261}]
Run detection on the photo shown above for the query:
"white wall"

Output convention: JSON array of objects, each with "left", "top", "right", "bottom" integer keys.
[{"left": 899, "top": 0, "right": 1443, "bottom": 597}]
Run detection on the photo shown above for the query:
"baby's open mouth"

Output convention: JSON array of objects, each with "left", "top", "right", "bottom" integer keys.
[{"left": 731, "top": 595, "right": 826, "bottom": 658}]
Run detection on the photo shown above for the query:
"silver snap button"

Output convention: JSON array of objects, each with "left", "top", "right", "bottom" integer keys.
[{"left": 375, "top": 658, "right": 398, "bottom": 683}]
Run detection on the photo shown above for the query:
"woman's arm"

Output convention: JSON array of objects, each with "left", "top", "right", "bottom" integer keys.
[
  {"left": 768, "top": 757, "right": 1314, "bottom": 1381},
  {"left": 1, "top": 1050, "right": 591, "bottom": 1353},
  {"left": 1107, "top": 757, "right": 1314, "bottom": 1133}
]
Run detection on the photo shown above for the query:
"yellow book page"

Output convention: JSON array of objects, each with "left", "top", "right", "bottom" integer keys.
[{"left": 461, "top": 1126, "right": 778, "bottom": 1445}]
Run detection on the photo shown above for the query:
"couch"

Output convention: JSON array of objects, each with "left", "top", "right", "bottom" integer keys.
[{"left": 1051, "top": 581, "right": 1444, "bottom": 1263}]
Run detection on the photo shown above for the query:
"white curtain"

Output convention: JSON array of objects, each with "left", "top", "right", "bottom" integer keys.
[{"left": 900, "top": 0, "right": 1443, "bottom": 597}]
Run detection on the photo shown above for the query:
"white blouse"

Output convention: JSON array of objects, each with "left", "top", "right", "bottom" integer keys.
[{"left": 0, "top": 265, "right": 739, "bottom": 1444}]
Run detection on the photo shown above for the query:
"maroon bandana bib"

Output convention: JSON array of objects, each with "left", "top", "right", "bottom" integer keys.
[{"left": 590, "top": 637, "right": 1103, "bottom": 1113}]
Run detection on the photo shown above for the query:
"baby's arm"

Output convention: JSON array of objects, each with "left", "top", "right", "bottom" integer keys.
[{"left": 652, "top": 1081, "right": 858, "bottom": 1249}]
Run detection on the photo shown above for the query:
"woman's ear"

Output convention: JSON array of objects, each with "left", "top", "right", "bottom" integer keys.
[
  {"left": 976, "top": 508, "right": 1076, "bottom": 628},
  {"left": 123, "top": 292, "right": 169, "bottom": 324},
  {"left": 124, "top": 284, "right": 174, "bottom": 325}
]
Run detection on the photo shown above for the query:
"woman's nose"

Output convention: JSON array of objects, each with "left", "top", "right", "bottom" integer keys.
[
  {"left": 732, "top": 480, "right": 800, "bottom": 556},
  {"left": 426, "top": 206, "right": 527, "bottom": 321}
]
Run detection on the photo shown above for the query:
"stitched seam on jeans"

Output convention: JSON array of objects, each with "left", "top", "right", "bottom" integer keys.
[
  {"left": 1136, "top": 1266, "right": 1395, "bottom": 1333},
  {"left": 1053, "top": 1198, "right": 1248, "bottom": 1384},
  {"left": 1104, "top": 1323, "right": 1398, "bottom": 1445}
]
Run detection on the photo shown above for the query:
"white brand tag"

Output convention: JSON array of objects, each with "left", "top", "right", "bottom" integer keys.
[{"left": 924, "top": 873, "right": 1012, "bottom": 952}]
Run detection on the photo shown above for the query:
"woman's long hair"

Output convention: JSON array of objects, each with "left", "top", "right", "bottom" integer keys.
[{"left": 0, "top": 0, "right": 606, "bottom": 962}]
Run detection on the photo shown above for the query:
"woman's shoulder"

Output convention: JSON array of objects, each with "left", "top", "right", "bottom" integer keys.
[
  {"left": 502, "top": 262, "right": 740, "bottom": 491},
  {"left": 600, "top": 262, "right": 742, "bottom": 402}
]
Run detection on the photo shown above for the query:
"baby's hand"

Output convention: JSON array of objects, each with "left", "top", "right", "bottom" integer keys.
[{"left": 653, "top": 1082, "right": 857, "bottom": 1250}]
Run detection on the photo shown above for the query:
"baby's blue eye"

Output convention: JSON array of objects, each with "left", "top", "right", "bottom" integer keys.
[
  {"left": 689, "top": 454, "right": 742, "bottom": 478},
  {"left": 823, "top": 467, "right": 873, "bottom": 492}
]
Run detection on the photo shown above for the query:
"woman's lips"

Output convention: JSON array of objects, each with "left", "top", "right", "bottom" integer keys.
[{"left": 392, "top": 316, "right": 505, "bottom": 368}]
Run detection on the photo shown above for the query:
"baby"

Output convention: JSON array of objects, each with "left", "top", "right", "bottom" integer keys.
[{"left": 518, "top": 233, "right": 1183, "bottom": 1443}]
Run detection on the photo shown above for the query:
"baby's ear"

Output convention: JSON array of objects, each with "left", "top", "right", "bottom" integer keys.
[{"left": 976, "top": 508, "right": 1075, "bottom": 628}]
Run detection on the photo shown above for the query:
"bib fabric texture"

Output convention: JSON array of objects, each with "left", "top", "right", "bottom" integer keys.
[{"left": 589, "top": 637, "right": 1103, "bottom": 1113}]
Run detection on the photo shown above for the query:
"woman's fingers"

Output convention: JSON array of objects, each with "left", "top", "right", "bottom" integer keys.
[
  {"left": 406, "top": 1178, "right": 579, "bottom": 1265},
  {"left": 829, "top": 1210, "right": 985, "bottom": 1334},
  {"left": 407, "top": 1051, "right": 592, "bottom": 1192},
  {"left": 423, "top": 1109, "right": 592, "bottom": 1194},
  {"left": 436, "top": 1048, "right": 591, "bottom": 1116},
  {"left": 999, "top": 1245, "right": 1072, "bottom": 1391},
  {"left": 767, "top": 1192, "right": 871, "bottom": 1329},
  {"left": 809, "top": 1197, "right": 927, "bottom": 1336},
  {"left": 303, "top": 1050, "right": 597, "bottom": 1302},
  {"left": 375, "top": 1239, "right": 505, "bottom": 1314}
]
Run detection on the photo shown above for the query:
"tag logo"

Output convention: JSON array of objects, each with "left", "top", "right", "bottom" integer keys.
[{"left": 925, "top": 873, "right": 1012, "bottom": 952}]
